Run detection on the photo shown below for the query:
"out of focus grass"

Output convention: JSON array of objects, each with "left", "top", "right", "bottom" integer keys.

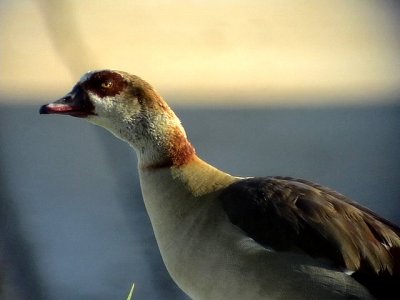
[{"left": 126, "top": 283, "right": 135, "bottom": 300}]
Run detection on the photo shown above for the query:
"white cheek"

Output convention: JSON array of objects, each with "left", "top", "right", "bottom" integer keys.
[
  {"left": 87, "top": 92, "right": 139, "bottom": 131},
  {"left": 88, "top": 92, "right": 116, "bottom": 115}
]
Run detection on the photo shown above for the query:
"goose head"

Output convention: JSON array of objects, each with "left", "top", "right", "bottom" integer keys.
[{"left": 40, "top": 70, "right": 194, "bottom": 168}]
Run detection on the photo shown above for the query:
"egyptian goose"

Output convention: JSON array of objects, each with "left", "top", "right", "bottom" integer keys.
[{"left": 40, "top": 70, "right": 400, "bottom": 299}]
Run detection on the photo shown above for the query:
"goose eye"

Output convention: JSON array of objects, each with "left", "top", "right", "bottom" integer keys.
[
  {"left": 101, "top": 81, "right": 113, "bottom": 89},
  {"left": 85, "top": 71, "right": 127, "bottom": 98}
]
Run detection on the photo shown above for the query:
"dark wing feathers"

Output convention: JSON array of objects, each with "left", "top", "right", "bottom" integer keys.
[{"left": 220, "top": 176, "right": 400, "bottom": 298}]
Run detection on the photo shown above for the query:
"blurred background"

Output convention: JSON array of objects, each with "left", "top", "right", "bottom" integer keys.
[{"left": 1, "top": 0, "right": 399, "bottom": 299}]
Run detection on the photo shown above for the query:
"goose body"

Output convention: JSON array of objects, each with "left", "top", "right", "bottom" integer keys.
[{"left": 40, "top": 70, "right": 400, "bottom": 299}]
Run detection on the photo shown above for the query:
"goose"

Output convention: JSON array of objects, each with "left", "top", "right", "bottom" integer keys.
[{"left": 40, "top": 70, "right": 400, "bottom": 299}]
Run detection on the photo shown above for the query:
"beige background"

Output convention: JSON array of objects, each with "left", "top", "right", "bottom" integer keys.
[{"left": 1, "top": 0, "right": 399, "bottom": 105}]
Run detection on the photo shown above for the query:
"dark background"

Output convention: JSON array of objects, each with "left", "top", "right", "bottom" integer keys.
[{"left": 1, "top": 102, "right": 399, "bottom": 299}]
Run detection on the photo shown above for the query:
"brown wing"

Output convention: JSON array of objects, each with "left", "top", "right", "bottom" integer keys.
[{"left": 220, "top": 176, "right": 400, "bottom": 299}]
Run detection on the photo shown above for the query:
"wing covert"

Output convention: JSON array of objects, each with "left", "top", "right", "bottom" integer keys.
[{"left": 219, "top": 176, "right": 400, "bottom": 298}]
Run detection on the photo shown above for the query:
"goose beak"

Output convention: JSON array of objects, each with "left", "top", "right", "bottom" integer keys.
[{"left": 39, "top": 86, "right": 95, "bottom": 118}]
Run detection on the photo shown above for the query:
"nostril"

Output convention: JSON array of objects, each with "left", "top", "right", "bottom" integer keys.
[{"left": 63, "top": 95, "right": 73, "bottom": 103}]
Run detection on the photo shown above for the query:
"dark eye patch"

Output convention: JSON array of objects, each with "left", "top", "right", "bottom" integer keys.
[{"left": 83, "top": 70, "right": 127, "bottom": 98}]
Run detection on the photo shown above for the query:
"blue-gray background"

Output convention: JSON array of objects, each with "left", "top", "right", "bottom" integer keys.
[{"left": 1, "top": 102, "right": 399, "bottom": 299}]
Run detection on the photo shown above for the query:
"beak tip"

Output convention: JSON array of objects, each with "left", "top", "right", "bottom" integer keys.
[{"left": 39, "top": 104, "right": 49, "bottom": 114}]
